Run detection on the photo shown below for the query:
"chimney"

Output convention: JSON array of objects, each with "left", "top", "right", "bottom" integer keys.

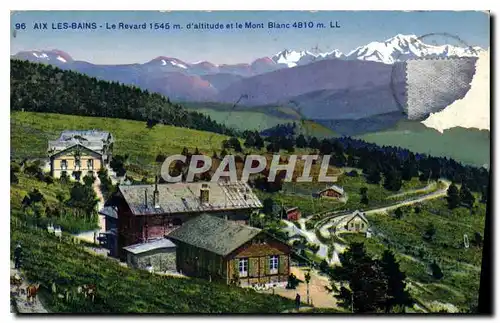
[
  {"left": 153, "top": 176, "right": 160, "bottom": 209},
  {"left": 200, "top": 183, "right": 209, "bottom": 204}
]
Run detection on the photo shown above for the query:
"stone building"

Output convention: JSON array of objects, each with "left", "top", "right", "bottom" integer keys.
[
  {"left": 47, "top": 130, "right": 113, "bottom": 180},
  {"left": 123, "top": 238, "right": 177, "bottom": 273},
  {"left": 167, "top": 214, "right": 291, "bottom": 288}
]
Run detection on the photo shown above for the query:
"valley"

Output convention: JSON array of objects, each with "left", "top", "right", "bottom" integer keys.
[{"left": 9, "top": 23, "right": 490, "bottom": 314}]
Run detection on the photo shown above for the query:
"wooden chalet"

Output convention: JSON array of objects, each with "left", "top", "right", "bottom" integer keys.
[
  {"left": 167, "top": 214, "right": 291, "bottom": 287},
  {"left": 100, "top": 180, "right": 262, "bottom": 260},
  {"left": 317, "top": 184, "right": 345, "bottom": 199}
]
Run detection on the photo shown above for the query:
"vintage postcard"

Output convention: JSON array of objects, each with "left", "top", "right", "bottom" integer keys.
[{"left": 10, "top": 10, "right": 490, "bottom": 314}]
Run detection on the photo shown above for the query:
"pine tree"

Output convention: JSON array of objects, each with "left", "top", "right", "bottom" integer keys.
[
  {"left": 446, "top": 183, "right": 460, "bottom": 209},
  {"left": 394, "top": 208, "right": 403, "bottom": 219},
  {"left": 244, "top": 132, "right": 256, "bottom": 148},
  {"left": 367, "top": 168, "right": 382, "bottom": 185},
  {"left": 330, "top": 243, "right": 388, "bottom": 313},
  {"left": 459, "top": 184, "right": 475, "bottom": 209},
  {"left": 430, "top": 261, "right": 444, "bottom": 280},
  {"left": 309, "top": 137, "right": 320, "bottom": 149},
  {"left": 384, "top": 169, "right": 402, "bottom": 191},
  {"left": 296, "top": 134, "right": 307, "bottom": 148},
  {"left": 423, "top": 223, "right": 436, "bottom": 242},
  {"left": 380, "top": 250, "right": 413, "bottom": 312},
  {"left": 254, "top": 132, "right": 264, "bottom": 150},
  {"left": 480, "top": 185, "right": 488, "bottom": 204},
  {"left": 262, "top": 198, "right": 275, "bottom": 216}
]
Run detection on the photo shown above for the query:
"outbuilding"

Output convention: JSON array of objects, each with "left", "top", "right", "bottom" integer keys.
[{"left": 123, "top": 238, "right": 177, "bottom": 273}]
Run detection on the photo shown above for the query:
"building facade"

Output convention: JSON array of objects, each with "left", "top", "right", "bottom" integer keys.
[
  {"left": 48, "top": 130, "right": 113, "bottom": 179},
  {"left": 101, "top": 180, "right": 262, "bottom": 260},
  {"left": 317, "top": 185, "right": 345, "bottom": 199},
  {"left": 123, "top": 238, "right": 177, "bottom": 273},
  {"left": 167, "top": 214, "right": 291, "bottom": 287},
  {"left": 345, "top": 210, "right": 369, "bottom": 233}
]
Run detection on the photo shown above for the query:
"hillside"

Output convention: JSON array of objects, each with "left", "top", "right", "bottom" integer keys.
[
  {"left": 358, "top": 121, "right": 490, "bottom": 168},
  {"left": 11, "top": 112, "right": 230, "bottom": 173},
  {"left": 10, "top": 221, "right": 296, "bottom": 313},
  {"left": 10, "top": 59, "right": 237, "bottom": 137}
]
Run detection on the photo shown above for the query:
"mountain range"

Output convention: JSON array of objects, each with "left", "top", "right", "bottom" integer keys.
[{"left": 11, "top": 34, "right": 485, "bottom": 131}]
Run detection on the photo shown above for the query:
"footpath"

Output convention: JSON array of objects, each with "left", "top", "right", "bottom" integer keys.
[{"left": 10, "top": 261, "right": 49, "bottom": 314}]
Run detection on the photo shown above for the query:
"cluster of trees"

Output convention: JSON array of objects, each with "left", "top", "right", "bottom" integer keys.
[
  {"left": 11, "top": 60, "right": 238, "bottom": 137},
  {"left": 330, "top": 243, "right": 413, "bottom": 313},
  {"left": 97, "top": 167, "right": 116, "bottom": 200},
  {"left": 109, "top": 154, "right": 129, "bottom": 177},
  {"left": 242, "top": 131, "right": 264, "bottom": 150},
  {"left": 256, "top": 129, "right": 489, "bottom": 194},
  {"left": 12, "top": 159, "right": 102, "bottom": 232},
  {"left": 446, "top": 183, "right": 476, "bottom": 209}
]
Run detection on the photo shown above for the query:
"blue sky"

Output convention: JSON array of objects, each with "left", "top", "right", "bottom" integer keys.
[{"left": 10, "top": 11, "right": 490, "bottom": 64}]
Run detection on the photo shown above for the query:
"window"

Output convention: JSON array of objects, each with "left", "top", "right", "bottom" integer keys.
[
  {"left": 238, "top": 258, "right": 248, "bottom": 277},
  {"left": 61, "top": 159, "right": 67, "bottom": 170},
  {"left": 269, "top": 255, "right": 279, "bottom": 274},
  {"left": 75, "top": 159, "right": 81, "bottom": 169},
  {"left": 87, "top": 159, "right": 94, "bottom": 170}
]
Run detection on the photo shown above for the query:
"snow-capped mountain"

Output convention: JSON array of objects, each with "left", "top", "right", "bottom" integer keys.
[
  {"left": 345, "top": 34, "right": 484, "bottom": 64},
  {"left": 271, "top": 49, "right": 345, "bottom": 67},
  {"left": 14, "top": 49, "right": 73, "bottom": 66},
  {"left": 13, "top": 34, "right": 485, "bottom": 75}
]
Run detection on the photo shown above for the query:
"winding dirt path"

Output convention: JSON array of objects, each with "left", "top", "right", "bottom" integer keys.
[{"left": 10, "top": 261, "right": 49, "bottom": 314}]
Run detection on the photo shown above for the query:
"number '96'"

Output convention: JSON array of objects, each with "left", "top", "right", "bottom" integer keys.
[{"left": 15, "top": 23, "right": 26, "bottom": 30}]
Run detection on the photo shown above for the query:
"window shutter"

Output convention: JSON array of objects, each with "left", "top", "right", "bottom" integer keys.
[
  {"left": 264, "top": 256, "right": 269, "bottom": 275},
  {"left": 250, "top": 258, "right": 259, "bottom": 277},
  {"left": 233, "top": 259, "right": 239, "bottom": 274}
]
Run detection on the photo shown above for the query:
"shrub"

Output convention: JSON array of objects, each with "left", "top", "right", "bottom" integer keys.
[
  {"left": 11, "top": 162, "right": 21, "bottom": 173},
  {"left": 430, "top": 261, "right": 444, "bottom": 280},
  {"left": 44, "top": 175, "right": 55, "bottom": 185},
  {"left": 305, "top": 221, "right": 315, "bottom": 230},
  {"left": 286, "top": 274, "right": 300, "bottom": 289}
]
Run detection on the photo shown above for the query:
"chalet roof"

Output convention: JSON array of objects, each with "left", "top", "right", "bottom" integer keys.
[
  {"left": 167, "top": 214, "right": 262, "bottom": 256},
  {"left": 318, "top": 184, "right": 344, "bottom": 195},
  {"left": 118, "top": 181, "right": 262, "bottom": 216},
  {"left": 48, "top": 130, "right": 113, "bottom": 155},
  {"left": 123, "top": 238, "right": 176, "bottom": 255},
  {"left": 99, "top": 206, "right": 118, "bottom": 219},
  {"left": 347, "top": 210, "right": 369, "bottom": 224}
]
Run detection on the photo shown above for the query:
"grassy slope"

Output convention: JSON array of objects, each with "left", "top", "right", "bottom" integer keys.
[
  {"left": 358, "top": 121, "right": 490, "bottom": 168},
  {"left": 185, "top": 107, "right": 289, "bottom": 131},
  {"left": 269, "top": 174, "right": 431, "bottom": 216},
  {"left": 11, "top": 171, "right": 99, "bottom": 233},
  {"left": 11, "top": 172, "right": 69, "bottom": 209},
  {"left": 11, "top": 223, "right": 295, "bottom": 313},
  {"left": 340, "top": 197, "right": 485, "bottom": 311},
  {"left": 185, "top": 102, "right": 336, "bottom": 138},
  {"left": 11, "top": 111, "right": 230, "bottom": 173}
]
